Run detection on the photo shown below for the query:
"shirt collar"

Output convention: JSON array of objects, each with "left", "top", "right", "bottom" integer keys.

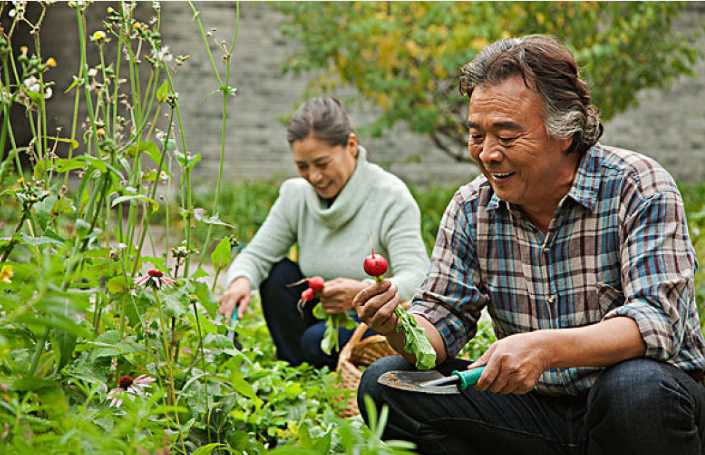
[
  {"left": 483, "top": 144, "right": 602, "bottom": 213},
  {"left": 566, "top": 144, "right": 602, "bottom": 212}
]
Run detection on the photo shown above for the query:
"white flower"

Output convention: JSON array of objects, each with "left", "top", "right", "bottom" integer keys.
[
  {"left": 151, "top": 46, "right": 173, "bottom": 64},
  {"left": 44, "top": 87, "right": 52, "bottom": 99},
  {"left": 107, "top": 374, "right": 156, "bottom": 408},
  {"left": 23, "top": 76, "right": 40, "bottom": 93},
  {"left": 87, "top": 68, "right": 98, "bottom": 78}
]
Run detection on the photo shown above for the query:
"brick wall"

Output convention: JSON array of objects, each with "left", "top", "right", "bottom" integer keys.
[{"left": 20, "top": 2, "right": 705, "bottom": 187}]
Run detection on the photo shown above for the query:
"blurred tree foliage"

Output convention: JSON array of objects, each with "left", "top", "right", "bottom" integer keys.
[{"left": 278, "top": 2, "right": 699, "bottom": 161}]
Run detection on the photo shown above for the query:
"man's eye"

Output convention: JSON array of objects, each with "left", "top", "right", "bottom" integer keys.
[
  {"left": 469, "top": 134, "right": 483, "bottom": 143},
  {"left": 498, "top": 136, "right": 516, "bottom": 145}
]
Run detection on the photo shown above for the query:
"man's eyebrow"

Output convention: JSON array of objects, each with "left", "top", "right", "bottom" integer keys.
[{"left": 465, "top": 120, "right": 523, "bottom": 131}]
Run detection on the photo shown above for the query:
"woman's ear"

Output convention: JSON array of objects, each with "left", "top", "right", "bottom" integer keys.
[{"left": 347, "top": 132, "right": 358, "bottom": 158}]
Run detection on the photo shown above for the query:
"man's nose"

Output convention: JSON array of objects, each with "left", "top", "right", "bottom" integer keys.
[{"left": 478, "top": 137, "right": 503, "bottom": 163}]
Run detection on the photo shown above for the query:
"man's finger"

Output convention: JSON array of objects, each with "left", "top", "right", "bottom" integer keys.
[
  {"left": 474, "top": 353, "right": 500, "bottom": 392},
  {"left": 353, "top": 280, "right": 392, "bottom": 307}
]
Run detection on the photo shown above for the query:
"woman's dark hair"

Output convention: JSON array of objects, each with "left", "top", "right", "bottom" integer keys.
[
  {"left": 459, "top": 35, "right": 603, "bottom": 154},
  {"left": 286, "top": 97, "right": 353, "bottom": 147}
]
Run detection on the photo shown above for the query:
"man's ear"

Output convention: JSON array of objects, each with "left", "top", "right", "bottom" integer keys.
[{"left": 562, "top": 134, "right": 578, "bottom": 154}]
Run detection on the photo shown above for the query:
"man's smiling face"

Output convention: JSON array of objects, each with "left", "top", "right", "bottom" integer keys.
[{"left": 467, "top": 75, "right": 574, "bottom": 217}]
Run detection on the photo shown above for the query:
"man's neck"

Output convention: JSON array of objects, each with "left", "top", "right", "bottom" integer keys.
[{"left": 521, "top": 154, "right": 581, "bottom": 233}]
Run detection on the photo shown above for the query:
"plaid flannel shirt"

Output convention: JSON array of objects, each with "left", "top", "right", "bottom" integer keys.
[{"left": 410, "top": 144, "right": 705, "bottom": 396}]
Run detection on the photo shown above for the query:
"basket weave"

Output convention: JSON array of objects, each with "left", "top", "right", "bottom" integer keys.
[{"left": 336, "top": 322, "right": 397, "bottom": 417}]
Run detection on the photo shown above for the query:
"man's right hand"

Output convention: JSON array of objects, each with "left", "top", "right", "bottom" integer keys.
[
  {"left": 352, "top": 279, "right": 401, "bottom": 336},
  {"left": 218, "top": 277, "right": 252, "bottom": 320}
]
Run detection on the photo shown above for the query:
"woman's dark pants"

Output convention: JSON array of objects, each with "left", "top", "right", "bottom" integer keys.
[
  {"left": 359, "top": 355, "right": 705, "bottom": 455},
  {"left": 259, "top": 258, "right": 362, "bottom": 369}
]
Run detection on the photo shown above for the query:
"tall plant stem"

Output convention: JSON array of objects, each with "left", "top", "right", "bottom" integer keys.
[
  {"left": 192, "top": 1, "right": 241, "bottom": 266},
  {"left": 131, "top": 107, "right": 174, "bottom": 278}
]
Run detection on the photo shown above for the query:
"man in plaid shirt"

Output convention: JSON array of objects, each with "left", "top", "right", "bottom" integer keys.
[{"left": 354, "top": 35, "right": 705, "bottom": 454}]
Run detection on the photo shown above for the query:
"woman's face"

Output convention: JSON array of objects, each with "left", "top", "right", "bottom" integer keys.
[{"left": 292, "top": 133, "right": 358, "bottom": 200}]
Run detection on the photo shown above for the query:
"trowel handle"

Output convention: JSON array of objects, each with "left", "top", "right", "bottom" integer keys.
[{"left": 451, "top": 366, "right": 485, "bottom": 391}]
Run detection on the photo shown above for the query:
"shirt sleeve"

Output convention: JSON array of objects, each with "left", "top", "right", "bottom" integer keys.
[
  {"left": 409, "top": 191, "right": 489, "bottom": 357},
  {"left": 224, "top": 181, "right": 297, "bottom": 289},
  {"left": 603, "top": 189, "right": 697, "bottom": 362},
  {"left": 379, "top": 189, "right": 430, "bottom": 301}
]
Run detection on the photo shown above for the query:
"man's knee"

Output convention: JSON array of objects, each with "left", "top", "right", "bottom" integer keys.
[
  {"left": 587, "top": 358, "right": 701, "bottom": 446},
  {"left": 357, "top": 356, "right": 412, "bottom": 422}
]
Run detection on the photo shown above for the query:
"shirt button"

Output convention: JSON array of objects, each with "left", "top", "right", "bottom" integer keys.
[{"left": 547, "top": 295, "right": 555, "bottom": 304}]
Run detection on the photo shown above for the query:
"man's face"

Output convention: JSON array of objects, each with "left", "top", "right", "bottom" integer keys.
[{"left": 467, "top": 75, "right": 574, "bottom": 216}]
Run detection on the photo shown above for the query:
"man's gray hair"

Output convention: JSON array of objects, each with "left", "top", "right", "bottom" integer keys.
[{"left": 459, "top": 35, "right": 603, "bottom": 154}]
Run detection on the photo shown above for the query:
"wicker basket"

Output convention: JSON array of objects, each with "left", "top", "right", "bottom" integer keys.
[{"left": 336, "top": 322, "right": 397, "bottom": 417}]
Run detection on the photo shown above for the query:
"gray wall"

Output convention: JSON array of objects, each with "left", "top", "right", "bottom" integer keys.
[{"left": 27, "top": 2, "right": 705, "bottom": 187}]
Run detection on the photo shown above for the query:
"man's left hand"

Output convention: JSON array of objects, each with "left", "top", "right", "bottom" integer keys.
[
  {"left": 319, "top": 278, "right": 367, "bottom": 314},
  {"left": 468, "top": 331, "right": 552, "bottom": 394}
]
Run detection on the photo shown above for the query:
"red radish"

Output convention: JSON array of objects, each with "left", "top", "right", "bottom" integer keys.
[
  {"left": 363, "top": 249, "right": 388, "bottom": 282},
  {"left": 301, "top": 288, "right": 315, "bottom": 302},
  {"left": 308, "top": 276, "right": 325, "bottom": 293}
]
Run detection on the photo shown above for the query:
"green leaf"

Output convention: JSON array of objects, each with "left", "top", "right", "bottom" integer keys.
[
  {"left": 127, "top": 140, "right": 161, "bottom": 165},
  {"left": 107, "top": 276, "right": 129, "bottom": 294},
  {"left": 156, "top": 79, "right": 170, "bottom": 103},
  {"left": 395, "top": 307, "right": 436, "bottom": 370},
  {"left": 11, "top": 376, "right": 56, "bottom": 392},
  {"left": 210, "top": 237, "right": 231, "bottom": 270},
  {"left": 52, "top": 330, "right": 77, "bottom": 371},
  {"left": 191, "top": 266, "right": 209, "bottom": 280},
  {"left": 312, "top": 303, "right": 326, "bottom": 320},
  {"left": 175, "top": 151, "right": 201, "bottom": 170},
  {"left": 19, "top": 233, "right": 64, "bottom": 247},
  {"left": 111, "top": 194, "right": 159, "bottom": 213},
  {"left": 54, "top": 157, "right": 86, "bottom": 173},
  {"left": 268, "top": 449, "right": 319, "bottom": 455},
  {"left": 230, "top": 370, "right": 262, "bottom": 408}
]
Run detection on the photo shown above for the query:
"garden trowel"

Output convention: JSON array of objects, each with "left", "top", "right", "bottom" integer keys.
[{"left": 378, "top": 366, "right": 485, "bottom": 395}]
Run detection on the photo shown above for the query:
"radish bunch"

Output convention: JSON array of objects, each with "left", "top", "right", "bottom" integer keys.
[
  {"left": 363, "top": 249, "right": 436, "bottom": 370},
  {"left": 294, "top": 276, "right": 354, "bottom": 355}
]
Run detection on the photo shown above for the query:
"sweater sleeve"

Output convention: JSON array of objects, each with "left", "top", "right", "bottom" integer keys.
[
  {"left": 224, "top": 181, "right": 298, "bottom": 289},
  {"left": 380, "top": 186, "right": 430, "bottom": 301}
]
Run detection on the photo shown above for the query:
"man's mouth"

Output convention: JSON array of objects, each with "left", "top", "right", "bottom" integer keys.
[{"left": 490, "top": 171, "right": 515, "bottom": 181}]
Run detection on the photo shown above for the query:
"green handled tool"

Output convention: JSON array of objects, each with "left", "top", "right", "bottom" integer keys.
[
  {"left": 419, "top": 367, "right": 485, "bottom": 390},
  {"left": 378, "top": 366, "right": 485, "bottom": 395}
]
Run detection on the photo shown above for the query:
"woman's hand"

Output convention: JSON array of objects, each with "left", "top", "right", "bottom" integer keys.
[
  {"left": 319, "top": 278, "right": 367, "bottom": 314},
  {"left": 218, "top": 277, "right": 252, "bottom": 320},
  {"left": 352, "top": 280, "right": 401, "bottom": 336}
]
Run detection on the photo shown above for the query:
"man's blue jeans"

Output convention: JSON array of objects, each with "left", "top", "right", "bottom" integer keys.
[{"left": 358, "top": 355, "right": 705, "bottom": 454}]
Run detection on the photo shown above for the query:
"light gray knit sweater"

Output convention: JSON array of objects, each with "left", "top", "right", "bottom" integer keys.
[{"left": 224, "top": 147, "right": 430, "bottom": 300}]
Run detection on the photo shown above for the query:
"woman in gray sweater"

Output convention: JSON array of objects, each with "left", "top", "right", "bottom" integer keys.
[{"left": 218, "top": 97, "right": 429, "bottom": 369}]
